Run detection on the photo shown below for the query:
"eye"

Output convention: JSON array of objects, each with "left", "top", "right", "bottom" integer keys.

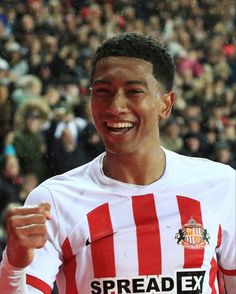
[
  {"left": 127, "top": 88, "right": 145, "bottom": 95},
  {"left": 93, "top": 87, "right": 113, "bottom": 96}
]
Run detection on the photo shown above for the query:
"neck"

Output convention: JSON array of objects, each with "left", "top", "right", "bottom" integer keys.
[{"left": 103, "top": 147, "right": 166, "bottom": 185}]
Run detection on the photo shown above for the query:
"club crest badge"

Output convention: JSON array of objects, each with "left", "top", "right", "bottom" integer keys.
[{"left": 175, "top": 217, "right": 210, "bottom": 249}]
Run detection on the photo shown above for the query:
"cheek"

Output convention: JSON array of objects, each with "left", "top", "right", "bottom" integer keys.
[
  {"left": 139, "top": 99, "right": 158, "bottom": 118},
  {"left": 91, "top": 101, "right": 99, "bottom": 121},
  {"left": 91, "top": 101, "right": 102, "bottom": 130},
  {"left": 91, "top": 97, "right": 108, "bottom": 119}
]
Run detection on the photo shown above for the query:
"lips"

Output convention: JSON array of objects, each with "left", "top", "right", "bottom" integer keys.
[{"left": 105, "top": 121, "right": 134, "bottom": 134}]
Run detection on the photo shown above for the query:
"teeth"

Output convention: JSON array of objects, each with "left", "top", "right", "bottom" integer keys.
[{"left": 106, "top": 122, "right": 134, "bottom": 128}]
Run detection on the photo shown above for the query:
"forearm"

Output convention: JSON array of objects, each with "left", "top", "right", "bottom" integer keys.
[
  {"left": 0, "top": 249, "right": 28, "bottom": 294},
  {"left": 224, "top": 275, "right": 236, "bottom": 294}
]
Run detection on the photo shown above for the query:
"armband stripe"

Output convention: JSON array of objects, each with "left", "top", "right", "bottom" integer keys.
[{"left": 26, "top": 274, "right": 52, "bottom": 294}]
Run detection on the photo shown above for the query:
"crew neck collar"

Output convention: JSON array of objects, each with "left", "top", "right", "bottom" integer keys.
[{"left": 90, "top": 148, "right": 175, "bottom": 196}]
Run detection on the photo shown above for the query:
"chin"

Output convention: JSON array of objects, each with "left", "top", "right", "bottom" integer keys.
[{"left": 105, "top": 144, "right": 136, "bottom": 156}]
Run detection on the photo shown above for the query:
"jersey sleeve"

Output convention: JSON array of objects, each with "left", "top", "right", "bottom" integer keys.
[
  {"left": 24, "top": 184, "right": 63, "bottom": 292},
  {"left": 216, "top": 167, "right": 236, "bottom": 276},
  {"left": 0, "top": 249, "right": 43, "bottom": 294}
]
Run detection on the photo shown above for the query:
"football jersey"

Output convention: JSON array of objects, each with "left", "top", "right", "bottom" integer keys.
[{"left": 24, "top": 148, "right": 236, "bottom": 294}]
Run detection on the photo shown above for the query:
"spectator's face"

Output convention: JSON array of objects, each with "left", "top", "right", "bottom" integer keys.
[
  {"left": 3, "top": 156, "right": 20, "bottom": 177},
  {"left": 0, "top": 69, "right": 8, "bottom": 80},
  {"left": 10, "top": 51, "right": 22, "bottom": 63},
  {"left": 22, "top": 14, "right": 35, "bottom": 31},
  {"left": 0, "top": 85, "right": 9, "bottom": 103},
  {"left": 22, "top": 174, "right": 38, "bottom": 195},
  {"left": 186, "top": 137, "right": 200, "bottom": 152},
  {"left": 216, "top": 148, "right": 231, "bottom": 163},
  {"left": 206, "top": 131, "right": 216, "bottom": 144},
  {"left": 91, "top": 56, "right": 174, "bottom": 155},
  {"left": 26, "top": 117, "right": 42, "bottom": 133},
  {"left": 61, "top": 128, "right": 74, "bottom": 145},
  {"left": 166, "top": 123, "right": 180, "bottom": 138}
]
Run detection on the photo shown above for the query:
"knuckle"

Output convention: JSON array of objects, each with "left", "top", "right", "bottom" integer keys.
[
  {"left": 42, "top": 234, "right": 48, "bottom": 243},
  {"left": 7, "top": 216, "right": 16, "bottom": 229},
  {"left": 15, "top": 227, "right": 25, "bottom": 237},
  {"left": 39, "top": 215, "right": 47, "bottom": 223},
  {"left": 41, "top": 235, "right": 48, "bottom": 246},
  {"left": 40, "top": 224, "right": 48, "bottom": 235},
  {"left": 35, "top": 236, "right": 47, "bottom": 248},
  {"left": 34, "top": 206, "right": 41, "bottom": 214},
  {"left": 6, "top": 208, "right": 16, "bottom": 219}
]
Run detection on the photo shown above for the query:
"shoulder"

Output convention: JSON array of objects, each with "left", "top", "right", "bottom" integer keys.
[
  {"left": 164, "top": 148, "right": 235, "bottom": 197},
  {"left": 44, "top": 155, "right": 101, "bottom": 189},
  {"left": 166, "top": 149, "right": 235, "bottom": 180},
  {"left": 25, "top": 154, "right": 103, "bottom": 205}
]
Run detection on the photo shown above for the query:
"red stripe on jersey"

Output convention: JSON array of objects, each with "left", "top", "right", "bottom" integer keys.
[
  {"left": 218, "top": 265, "right": 236, "bottom": 276},
  {"left": 217, "top": 268, "right": 227, "bottom": 294},
  {"left": 26, "top": 274, "right": 52, "bottom": 294},
  {"left": 177, "top": 196, "right": 204, "bottom": 268},
  {"left": 216, "top": 225, "right": 222, "bottom": 248},
  {"left": 87, "top": 202, "right": 116, "bottom": 278},
  {"left": 215, "top": 226, "right": 226, "bottom": 293},
  {"left": 62, "top": 238, "right": 78, "bottom": 294},
  {"left": 132, "top": 194, "right": 162, "bottom": 275},
  {"left": 209, "top": 257, "right": 217, "bottom": 294}
]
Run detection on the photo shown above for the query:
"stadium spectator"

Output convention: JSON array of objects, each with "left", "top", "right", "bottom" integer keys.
[
  {"left": 0, "top": 155, "right": 23, "bottom": 212},
  {"left": 50, "top": 127, "right": 87, "bottom": 175},
  {"left": 159, "top": 118, "right": 183, "bottom": 152},
  {"left": 0, "top": 83, "right": 15, "bottom": 154},
  {"left": 13, "top": 99, "right": 49, "bottom": 182}
]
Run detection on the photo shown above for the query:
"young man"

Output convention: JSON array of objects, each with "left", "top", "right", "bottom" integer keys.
[{"left": 0, "top": 32, "right": 235, "bottom": 293}]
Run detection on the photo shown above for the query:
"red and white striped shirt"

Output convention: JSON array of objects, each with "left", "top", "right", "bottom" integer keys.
[{"left": 24, "top": 149, "right": 236, "bottom": 293}]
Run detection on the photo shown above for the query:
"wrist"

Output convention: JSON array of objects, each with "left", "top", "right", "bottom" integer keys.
[
  {"left": 6, "top": 246, "right": 32, "bottom": 269},
  {"left": 4, "top": 248, "right": 27, "bottom": 271}
]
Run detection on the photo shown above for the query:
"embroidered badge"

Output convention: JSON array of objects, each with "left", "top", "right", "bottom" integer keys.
[{"left": 175, "top": 217, "right": 210, "bottom": 249}]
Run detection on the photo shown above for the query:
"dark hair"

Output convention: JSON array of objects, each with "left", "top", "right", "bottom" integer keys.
[{"left": 90, "top": 32, "right": 175, "bottom": 92}]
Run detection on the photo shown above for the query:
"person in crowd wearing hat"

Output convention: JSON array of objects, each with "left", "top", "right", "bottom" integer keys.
[
  {"left": 0, "top": 83, "right": 15, "bottom": 155},
  {"left": 5, "top": 42, "right": 29, "bottom": 82},
  {"left": 0, "top": 58, "right": 10, "bottom": 85},
  {"left": 13, "top": 99, "right": 49, "bottom": 182}
]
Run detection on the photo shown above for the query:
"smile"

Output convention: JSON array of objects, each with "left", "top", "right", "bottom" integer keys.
[{"left": 105, "top": 121, "right": 134, "bottom": 134}]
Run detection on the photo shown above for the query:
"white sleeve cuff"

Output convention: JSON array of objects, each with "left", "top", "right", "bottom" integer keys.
[{"left": 0, "top": 248, "right": 28, "bottom": 293}]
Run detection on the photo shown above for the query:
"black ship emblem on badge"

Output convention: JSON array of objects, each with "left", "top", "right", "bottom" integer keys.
[{"left": 175, "top": 217, "right": 210, "bottom": 249}]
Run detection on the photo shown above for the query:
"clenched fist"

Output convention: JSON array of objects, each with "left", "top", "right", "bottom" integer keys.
[{"left": 6, "top": 203, "right": 51, "bottom": 268}]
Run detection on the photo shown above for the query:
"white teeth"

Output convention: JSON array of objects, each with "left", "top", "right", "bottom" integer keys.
[{"left": 106, "top": 122, "right": 134, "bottom": 128}]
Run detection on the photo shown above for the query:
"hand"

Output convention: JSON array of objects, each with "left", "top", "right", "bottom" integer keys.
[{"left": 6, "top": 203, "right": 51, "bottom": 268}]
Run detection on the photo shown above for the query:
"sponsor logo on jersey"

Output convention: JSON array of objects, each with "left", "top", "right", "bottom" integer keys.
[
  {"left": 175, "top": 217, "right": 210, "bottom": 249},
  {"left": 90, "top": 269, "right": 205, "bottom": 294}
]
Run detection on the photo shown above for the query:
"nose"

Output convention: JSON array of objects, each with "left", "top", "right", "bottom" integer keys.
[{"left": 107, "top": 89, "right": 128, "bottom": 114}]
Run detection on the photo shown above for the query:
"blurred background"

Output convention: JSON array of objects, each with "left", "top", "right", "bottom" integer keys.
[{"left": 0, "top": 0, "right": 235, "bottom": 272}]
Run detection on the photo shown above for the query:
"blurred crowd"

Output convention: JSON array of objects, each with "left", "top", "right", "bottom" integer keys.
[{"left": 0, "top": 0, "right": 236, "bottom": 261}]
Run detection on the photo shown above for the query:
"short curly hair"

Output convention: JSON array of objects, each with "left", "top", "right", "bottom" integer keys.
[{"left": 90, "top": 32, "right": 175, "bottom": 92}]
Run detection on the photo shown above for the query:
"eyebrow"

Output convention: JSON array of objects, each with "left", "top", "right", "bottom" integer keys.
[
  {"left": 126, "top": 80, "right": 148, "bottom": 88},
  {"left": 92, "top": 79, "right": 148, "bottom": 88},
  {"left": 92, "top": 79, "right": 111, "bottom": 86}
]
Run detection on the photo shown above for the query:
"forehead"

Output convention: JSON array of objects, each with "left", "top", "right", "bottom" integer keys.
[{"left": 93, "top": 56, "right": 155, "bottom": 81}]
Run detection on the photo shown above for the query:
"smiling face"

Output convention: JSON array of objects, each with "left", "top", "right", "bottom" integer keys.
[{"left": 91, "top": 56, "right": 174, "bottom": 156}]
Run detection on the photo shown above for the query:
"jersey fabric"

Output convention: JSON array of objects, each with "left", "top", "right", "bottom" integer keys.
[{"left": 24, "top": 149, "right": 236, "bottom": 294}]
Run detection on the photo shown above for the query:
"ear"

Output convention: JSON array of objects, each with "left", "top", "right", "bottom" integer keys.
[{"left": 159, "top": 91, "right": 175, "bottom": 121}]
